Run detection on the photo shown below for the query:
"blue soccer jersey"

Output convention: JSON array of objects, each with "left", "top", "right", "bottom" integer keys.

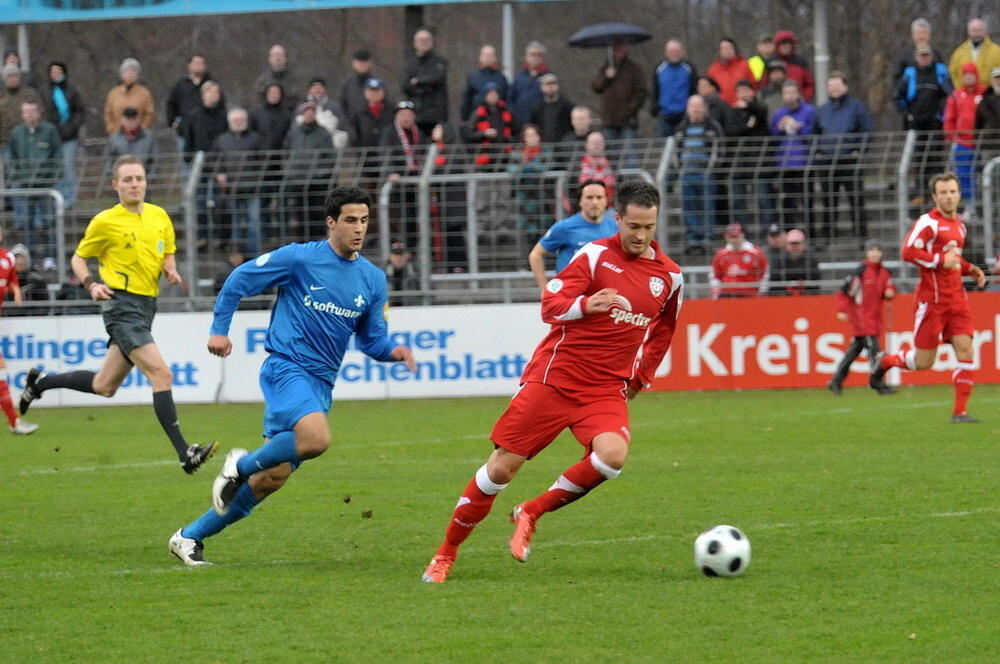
[
  {"left": 539, "top": 211, "right": 618, "bottom": 272},
  {"left": 211, "top": 241, "right": 396, "bottom": 385}
]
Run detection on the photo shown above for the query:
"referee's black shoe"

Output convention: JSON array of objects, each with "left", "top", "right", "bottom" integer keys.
[
  {"left": 868, "top": 352, "right": 888, "bottom": 391},
  {"left": 181, "top": 441, "right": 220, "bottom": 474},
  {"left": 19, "top": 367, "right": 44, "bottom": 415}
]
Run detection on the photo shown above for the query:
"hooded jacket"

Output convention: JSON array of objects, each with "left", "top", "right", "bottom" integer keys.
[
  {"left": 773, "top": 31, "right": 815, "bottom": 102},
  {"left": 895, "top": 61, "right": 952, "bottom": 128},
  {"left": 944, "top": 63, "right": 986, "bottom": 148},
  {"left": 42, "top": 68, "right": 85, "bottom": 142},
  {"left": 706, "top": 56, "right": 754, "bottom": 105}
]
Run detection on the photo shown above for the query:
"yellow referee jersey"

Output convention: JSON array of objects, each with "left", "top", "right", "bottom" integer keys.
[{"left": 75, "top": 202, "right": 177, "bottom": 297}]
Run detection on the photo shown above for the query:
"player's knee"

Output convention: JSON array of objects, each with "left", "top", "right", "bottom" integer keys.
[
  {"left": 296, "top": 430, "right": 330, "bottom": 459},
  {"left": 593, "top": 446, "right": 628, "bottom": 473},
  {"left": 92, "top": 380, "right": 117, "bottom": 398},
  {"left": 914, "top": 356, "right": 935, "bottom": 370},
  {"left": 149, "top": 366, "right": 173, "bottom": 389}
]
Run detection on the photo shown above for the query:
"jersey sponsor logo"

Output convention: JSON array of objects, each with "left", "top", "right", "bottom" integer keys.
[
  {"left": 609, "top": 294, "right": 652, "bottom": 327},
  {"left": 256, "top": 252, "right": 272, "bottom": 266},
  {"left": 649, "top": 276, "right": 665, "bottom": 297},
  {"left": 301, "top": 294, "right": 362, "bottom": 318},
  {"left": 546, "top": 278, "right": 563, "bottom": 293},
  {"left": 601, "top": 260, "right": 624, "bottom": 273}
]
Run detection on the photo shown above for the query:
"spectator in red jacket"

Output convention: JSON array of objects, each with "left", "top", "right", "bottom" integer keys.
[
  {"left": 707, "top": 38, "right": 754, "bottom": 105},
  {"left": 773, "top": 30, "right": 815, "bottom": 102},
  {"left": 944, "top": 62, "right": 986, "bottom": 209},
  {"left": 829, "top": 239, "right": 896, "bottom": 395},
  {"left": 710, "top": 223, "right": 768, "bottom": 298}
]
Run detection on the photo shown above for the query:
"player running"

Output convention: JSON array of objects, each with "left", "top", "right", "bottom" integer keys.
[
  {"left": 527, "top": 179, "right": 617, "bottom": 291},
  {"left": 828, "top": 239, "right": 896, "bottom": 395},
  {"left": 422, "top": 181, "right": 683, "bottom": 583},
  {"left": 169, "top": 186, "right": 415, "bottom": 566},
  {"left": 0, "top": 227, "right": 38, "bottom": 435},
  {"left": 870, "top": 172, "right": 986, "bottom": 422},
  {"left": 17, "top": 155, "right": 217, "bottom": 471}
]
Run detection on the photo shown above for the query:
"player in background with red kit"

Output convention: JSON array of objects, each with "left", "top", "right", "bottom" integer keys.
[
  {"left": 828, "top": 239, "right": 896, "bottom": 396},
  {"left": 870, "top": 173, "right": 986, "bottom": 422},
  {"left": 0, "top": 227, "right": 38, "bottom": 435},
  {"left": 709, "top": 222, "right": 768, "bottom": 298},
  {"left": 421, "top": 181, "right": 683, "bottom": 583}
]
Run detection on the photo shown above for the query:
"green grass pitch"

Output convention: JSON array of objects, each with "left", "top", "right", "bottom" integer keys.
[{"left": 2, "top": 385, "right": 998, "bottom": 663}]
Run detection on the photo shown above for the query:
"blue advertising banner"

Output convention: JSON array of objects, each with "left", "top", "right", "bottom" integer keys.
[{"left": 0, "top": 0, "right": 565, "bottom": 25}]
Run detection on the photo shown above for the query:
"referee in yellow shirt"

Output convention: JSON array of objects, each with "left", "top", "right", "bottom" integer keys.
[{"left": 19, "top": 155, "right": 219, "bottom": 473}]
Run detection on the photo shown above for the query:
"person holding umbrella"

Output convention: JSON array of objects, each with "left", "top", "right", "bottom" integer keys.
[{"left": 572, "top": 23, "right": 650, "bottom": 167}]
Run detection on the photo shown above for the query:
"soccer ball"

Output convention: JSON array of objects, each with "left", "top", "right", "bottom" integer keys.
[{"left": 694, "top": 525, "right": 751, "bottom": 577}]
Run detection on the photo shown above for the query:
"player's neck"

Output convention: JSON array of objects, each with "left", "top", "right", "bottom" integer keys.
[
  {"left": 328, "top": 238, "right": 358, "bottom": 260},
  {"left": 120, "top": 200, "right": 144, "bottom": 214}
]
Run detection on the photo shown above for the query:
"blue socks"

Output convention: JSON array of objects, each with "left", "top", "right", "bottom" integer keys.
[
  {"left": 236, "top": 430, "right": 298, "bottom": 478},
  {"left": 182, "top": 483, "right": 261, "bottom": 542}
]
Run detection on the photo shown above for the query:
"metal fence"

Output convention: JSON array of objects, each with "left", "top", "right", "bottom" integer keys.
[{"left": 0, "top": 127, "right": 998, "bottom": 311}]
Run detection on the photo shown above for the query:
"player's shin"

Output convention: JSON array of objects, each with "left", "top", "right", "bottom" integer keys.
[
  {"left": 37, "top": 370, "right": 96, "bottom": 393},
  {"left": 182, "top": 483, "right": 261, "bottom": 542},
  {"left": 437, "top": 464, "right": 508, "bottom": 558},
  {"left": 882, "top": 350, "right": 915, "bottom": 371},
  {"left": 0, "top": 380, "right": 19, "bottom": 427},
  {"left": 952, "top": 362, "right": 975, "bottom": 416},
  {"left": 521, "top": 451, "right": 621, "bottom": 518},
  {"left": 152, "top": 390, "right": 190, "bottom": 457}
]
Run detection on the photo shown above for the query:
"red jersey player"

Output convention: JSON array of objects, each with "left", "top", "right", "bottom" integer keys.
[
  {"left": 422, "top": 182, "right": 683, "bottom": 583},
  {"left": 0, "top": 228, "right": 38, "bottom": 434},
  {"left": 828, "top": 239, "right": 896, "bottom": 395},
  {"left": 709, "top": 223, "right": 768, "bottom": 298},
  {"left": 870, "top": 173, "right": 986, "bottom": 422}
]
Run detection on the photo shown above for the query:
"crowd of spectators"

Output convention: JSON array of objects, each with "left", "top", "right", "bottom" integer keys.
[{"left": 1, "top": 16, "right": 999, "bottom": 308}]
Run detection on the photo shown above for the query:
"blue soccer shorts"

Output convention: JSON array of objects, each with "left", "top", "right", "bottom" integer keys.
[{"left": 259, "top": 354, "right": 333, "bottom": 442}]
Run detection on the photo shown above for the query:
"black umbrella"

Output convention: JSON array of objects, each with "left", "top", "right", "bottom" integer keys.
[{"left": 568, "top": 22, "right": 652, "bottom": 68}]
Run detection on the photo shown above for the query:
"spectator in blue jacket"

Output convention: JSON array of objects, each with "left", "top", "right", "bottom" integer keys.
[
  {"left": 460, "top": 45, "right": 509, "bottom": 122},
  {"left": 674, "top": 95, "right": 725, "bottom": 254},
  {"left": 651, "top": 39, "right": 697, "bottom": 137},
  {"left": 510, "top": 41, "right": 549, "bottom": 126},
  {"left": 813, "top": 71, "right": 873, "bottom": 240},
  {"left": 894, "top": 45, "right": 952, "bottom": 202},
  {"left": 770, "top": 80, "right": 816, "bottom": 237}
]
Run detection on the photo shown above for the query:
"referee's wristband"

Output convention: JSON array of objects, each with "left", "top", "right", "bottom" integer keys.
[{"left": 82, "top": 276, "right": 95, "bottom": 289}]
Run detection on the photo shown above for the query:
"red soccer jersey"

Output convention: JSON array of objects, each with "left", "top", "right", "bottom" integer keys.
[
  {"left": 710, "top": 240, "right": 768, "bottom": 298},
  {"left": 901, "top": 207, "right": 974, "bottom": 305},
  {"left": 520, "top": 234, "right": 683, "bottom": 397},
  {"left": 836, "top": 260, "right": 895, "bottom": 336},
  {"left": 0, "top": 248, "right": 20, "bottom": 310}
]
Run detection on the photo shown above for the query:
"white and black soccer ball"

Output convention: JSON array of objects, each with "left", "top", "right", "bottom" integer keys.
[{"left": 694, "top": 525, "right": 751, "bottom": 577}]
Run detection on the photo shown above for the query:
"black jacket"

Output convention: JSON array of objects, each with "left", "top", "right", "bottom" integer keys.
[
  {"left": 249, "top": 99, "right": 293, "bottom": 151},
  {"left": 42, "top": 79, "right": 85, "bottom": 142},
  {"left": 182, "top": 103, "right": 228, "bottom": 159},
  {"left": 349, "top": 103, "right": 394, "bottom": 148},
  {"left": 210, "top": 130, "right": 264, "bottom": 193},
  {"left": 166, "top": 73, "right": 213, "bottom": 131},
  {"left": 976, "top": 87, "right": 1000, "bottom": 131},
  {"left": 728, "top": 99, "right": 769, "bottom": 137},
  {"left": 403, "top": 51, "right": 449, "bottom": 125},
  {"left": 529, "top": 95, "right": 574, "bottom": 143},
  {"left": 340, "top": 71, "right": 371, "bottom": 124},
  {"left": 379, "top": 122, "right": 426, "bottom": 179}
]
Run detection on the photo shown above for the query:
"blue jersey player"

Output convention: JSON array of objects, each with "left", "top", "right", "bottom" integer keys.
[
  {"left": 527, "top": 179, "right": 617, "bottom": 291},
  {"left": 169, "top": 187, "right": 415, "bottom": 566}
]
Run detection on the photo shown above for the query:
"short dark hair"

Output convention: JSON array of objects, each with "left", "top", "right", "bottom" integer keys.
[
  {"left": 577, "top": 178, "right": 608, "bottom": 202},
  {"left": 617, "top": 180, "right": 659, "bottom": 211},
  {"left": 325, "top": 186, "right": 371, "bottom": 220},
  {"left": 189, "top": 54, "right": 206, "bottom": 63},
  {"left": 929, "top": 171, "right": 960, "bottom": 195},
  {"left": 828, "top": 70, "right": 848, "bottom": 85}
]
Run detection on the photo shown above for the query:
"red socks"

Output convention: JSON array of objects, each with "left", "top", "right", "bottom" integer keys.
[
  {"left": 881, "top": 350, "right": 914, "bottom": 371},
  {"left": 0, "top": 381, "right": 17, "bottom": 427},
  {"left": 521, "top": 452, "right": 621, "bottom": 518},
  {"left": 436, "top": 465, "right": 507, "bottom": 559},
  {"left": 952, "top": 363, "right": 974, "bottom": 416}
]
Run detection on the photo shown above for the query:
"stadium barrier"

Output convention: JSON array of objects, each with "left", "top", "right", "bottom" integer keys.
[{"left": 4, "top": 292, "right": 998, "bottom": 407}]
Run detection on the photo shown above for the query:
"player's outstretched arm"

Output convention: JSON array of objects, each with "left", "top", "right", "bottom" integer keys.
[
  {"left": 356, "top": 274, "right": 411, "bottom": 365},
  {"left": 207, "top": 334, "right": 233, "bottom": 357},
  {"left": 528, "top": 242, "right": 552, "bottom": 292},
  {"left": 540, "top": 248, "right": 601, "bottom": 324},
  {"left": 391, "top": 345, "right": 417, "bottom": 371}
]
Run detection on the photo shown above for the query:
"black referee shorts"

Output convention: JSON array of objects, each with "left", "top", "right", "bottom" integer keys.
[{"left": 100, "top": 290, "right": 158, "bottom": 361}]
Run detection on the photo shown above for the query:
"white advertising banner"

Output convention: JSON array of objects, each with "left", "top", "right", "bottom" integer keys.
[{"left": 2, "top": 303, "right": 549, "bottom": 407}]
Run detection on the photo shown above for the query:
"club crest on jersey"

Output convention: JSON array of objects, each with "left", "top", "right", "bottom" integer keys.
[
  {"left": 546, "top": 278, "right": 563, "bottom": 293},
  {"left": 649, "top": 276, "right": 665, "bottom": 297}
]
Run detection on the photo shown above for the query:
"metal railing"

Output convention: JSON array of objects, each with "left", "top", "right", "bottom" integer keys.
[{"left": 1, "top": 128, "right": 997, "bottom": 312}]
